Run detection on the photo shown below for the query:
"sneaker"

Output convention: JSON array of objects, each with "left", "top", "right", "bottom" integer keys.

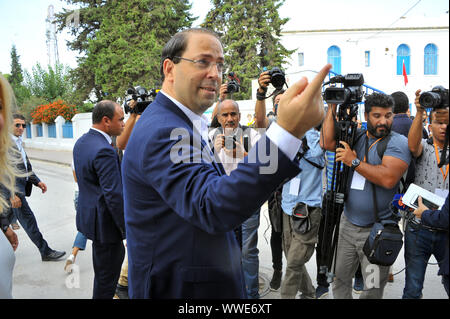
[
  {"left": 315, "top": 285, "right": 329, "bottom": 299},
  {"left": 269, "top": 270, "right": 282, "bottom": 291},
  {"left": 353, "top": 276, "right": 364, "bottom": 294},
  {"left": 64, "top": 254, "right": 75, "bottom": 273},
  {"left": 114, "top": 284, "right": 129, "bottom": 299}
]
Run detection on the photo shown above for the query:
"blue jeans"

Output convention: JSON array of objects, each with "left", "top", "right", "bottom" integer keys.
[
  {"left": 241, "top": 209, "right": 260, "bottom": 299},
  {"left": 403, "top": 223, "right": 447, "bottom": 299},
  {"left": 73, "top": 231, "right": 88, "bottom": 250},
  {"left": 10, "top": 194, "right": 51, "bottom": 257}
]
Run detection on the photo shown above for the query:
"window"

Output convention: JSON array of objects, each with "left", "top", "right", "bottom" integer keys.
[
  {"left": 397, "top": 44, "right": 410, "bottom": 75},
  {"left": 298, "top": 52, "right": 304, "bottom": 67},
  {"left": 365, "top": 51, "right": 370, "bottom": 67},
  {"left": 327, "top": 45, "right": 341, "bottom": 75},
  {"left": 424, "top": 43, "right": 438, "bottom": 75}
]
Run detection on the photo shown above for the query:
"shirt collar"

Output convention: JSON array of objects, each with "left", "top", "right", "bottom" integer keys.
[
  {"left": 160, "top": 90, "right": 210, "bottom": 139},
  {"left": 91, "top": 127, "right": 112, "bottom": 145}
]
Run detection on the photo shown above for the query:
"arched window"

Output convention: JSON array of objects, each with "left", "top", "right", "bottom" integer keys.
[
  {"left": 424, "top": 43, "right": 438, "bottom": 75},
  {"left": 397, "top": 44, "right": 410, "bottom": 75},
  {"left": 327, "top": 45, "right": 341, "bottom": 75}
]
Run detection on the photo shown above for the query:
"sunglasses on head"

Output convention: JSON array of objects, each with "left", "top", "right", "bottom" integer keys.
[{"left": 15, "top": 123, "right": 26, "bottom": 128}]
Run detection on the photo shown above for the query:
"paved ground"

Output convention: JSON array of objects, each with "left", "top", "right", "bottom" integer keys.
[{"left": 13, "top": 147, "right": 448, "bottom": 300}]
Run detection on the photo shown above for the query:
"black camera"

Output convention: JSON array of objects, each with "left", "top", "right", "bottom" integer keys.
[
  {"left": 323, "top": 73, "right": 364, "bottom": 105},
  {"left": 226, "top": 72, "right": 240, "bottom": 94},
  {"left": 419, "top": 86, "right": 449, "bottom": 110},
  {"left": 123, "top": 86, "right": 158, "bottom": 115},
  {"left": 268, "top": 67, "right": 286, "bottom": 90}
]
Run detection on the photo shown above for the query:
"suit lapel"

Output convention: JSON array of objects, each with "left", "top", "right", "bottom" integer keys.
[{"left": 154, "top": 94, "right": 225, "bottom": 176}]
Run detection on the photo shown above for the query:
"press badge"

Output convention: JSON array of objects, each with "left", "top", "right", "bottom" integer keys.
[
  {"left": 289, "top": 178, "right": 301, "bottom": 195},
  {"left": 350, "top": 171, "right": 366, "bottom": 190}
]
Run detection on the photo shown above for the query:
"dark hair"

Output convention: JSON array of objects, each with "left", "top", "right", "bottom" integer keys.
[
  {"left": 160, "top": 28, "right": 221, "bottom": 82},
  {"left": 272, "top": 89, "right": 285, "bottom": 105},
  {"left": 364, "top": 92, "right": 394, "bottom": 114},
  {"left": 391, "top": 91, "right": 409, "bottom": 114},
  {"left": 92, "top": 100, "right": 117, "bottom": 124},
  {"left": 12, "top": 113, "right": 25, "bottom": 121}
]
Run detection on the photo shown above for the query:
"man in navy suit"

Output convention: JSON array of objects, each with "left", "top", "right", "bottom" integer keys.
[
  {"left": 73, "top": 101, "right": 126, "bottom": 299},
  {"left": 9, "top": 114, "right": 65, "bottom": 261},
  {"left": 122, "top": 27, "right": 332, "bottom": 298}
]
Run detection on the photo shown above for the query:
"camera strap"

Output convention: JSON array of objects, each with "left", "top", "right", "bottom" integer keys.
[
  {"left": 433, "top": 141, "right": 449, "bottom": 182},
  {"left": 365, "top": 135, "right": 381, "bottom": 223}
]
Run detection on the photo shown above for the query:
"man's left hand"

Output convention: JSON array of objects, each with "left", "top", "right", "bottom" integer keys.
[
  {"left": 37, "top": 182, "right": 47, "bottom": 193},
  {"left": 336, "top": 141, "right": 357, "bottom": 167}
]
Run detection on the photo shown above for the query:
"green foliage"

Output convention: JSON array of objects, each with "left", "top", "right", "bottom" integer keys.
[
  {"left": 77, "top": 101, "right": 95, "bottom": 113},
  {"left": 56, "top": 0, "right": 195, "bottom": 101},
  {"left": 9, "top": 45, "right": 31, "bottom": 107},
  {"left": 202, "top": 0, "right": 293, "bottom": 100},
  {"left": 23, "top": 62, "right": 74, "bottom": 103}
]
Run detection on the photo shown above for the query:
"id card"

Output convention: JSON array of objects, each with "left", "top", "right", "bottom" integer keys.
[
  {"left": 289, "top": 178, "right": 301, "bottom": 196},
  {"left": 350, "top": 171, "right": 366, "bottom": 190}
]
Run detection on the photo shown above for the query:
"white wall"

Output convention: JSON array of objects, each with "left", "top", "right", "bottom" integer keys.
[{"left": 280, "top": 27, "right": 449, "bottom": 116}]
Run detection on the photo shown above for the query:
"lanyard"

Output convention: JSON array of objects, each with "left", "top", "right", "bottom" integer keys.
[
  {"left": 363, "top": 132, "right": 385, "bottom": 163},
  {"left": 434, "top": 141, "right": 449, "bottom": 182}
]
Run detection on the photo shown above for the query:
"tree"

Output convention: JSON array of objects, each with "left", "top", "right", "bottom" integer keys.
[
  {"left": 23, "top": 62, "right": 74, "bottom": 103},
  {"left": 9, "top": 45, "right": 30, "bottom": 107},
  {"left": 202, "top": 0, "right": 293, "bottom": 100},
  {"left": 55, "top": 0, "right": 195, "bottom": 101}
]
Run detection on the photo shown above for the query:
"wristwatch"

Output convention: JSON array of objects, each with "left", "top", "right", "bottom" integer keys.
[{"left": 351, "top": 158, "right": 361, "bottom": 170}]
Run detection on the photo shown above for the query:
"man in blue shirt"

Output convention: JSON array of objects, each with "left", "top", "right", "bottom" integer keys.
[
  {"left": 321, "top": 93, "right": 411, "bottom": 299},
  {"left": 280, "top": 127, "right": 325, "bottom": 299}
]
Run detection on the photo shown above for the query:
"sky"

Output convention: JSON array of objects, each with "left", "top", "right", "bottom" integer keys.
[{"left": 0, "top": 0, "right": 448, "bottom": 75}]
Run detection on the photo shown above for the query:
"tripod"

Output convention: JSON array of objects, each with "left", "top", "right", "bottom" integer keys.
[{"left": 319, "top": 103, "right": 361, "bottom": 283}]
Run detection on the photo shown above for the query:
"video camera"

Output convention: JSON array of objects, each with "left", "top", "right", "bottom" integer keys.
[
  {"left": 419, "top": 86, "right": 449, "bottom": 110},
  {"left": 226, "top": 72, "right": 240, "bottom": 94},
  {"left": 323, "top": 73, "right": 364, "bottom": 105},
  {"left": 123, "top": 86, "right": 158, "bottom": 115}
]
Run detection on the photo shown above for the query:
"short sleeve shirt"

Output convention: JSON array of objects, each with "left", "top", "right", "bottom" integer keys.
[
  {"left": 344, "top": 131, "right": 412, "bottom": 227},
  {"left": 414, "top": 139, "right": 449, "bottom": 194}
]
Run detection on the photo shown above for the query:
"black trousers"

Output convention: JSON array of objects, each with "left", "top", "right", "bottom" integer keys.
[{"left": 92, "top": 240, "right": 125, "bottom": 299}]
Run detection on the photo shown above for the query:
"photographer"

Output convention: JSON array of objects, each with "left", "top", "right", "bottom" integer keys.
[
  {"left": 403, "top": 88, "right": 449, "bottom": 299},
  {"left": 208, "top": 99, "right": 262, "bottom": 299},
  {"left": 321, "top": 92, "right": 411, "bottom": 299},
  {"left": 116, "top": 99, "right": 141, "bottom": 151},
  {"left": 254, "top": 71, "right": 286, "bottom": 290}
]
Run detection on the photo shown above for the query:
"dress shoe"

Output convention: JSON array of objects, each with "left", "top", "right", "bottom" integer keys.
[
  {"left": 42, "top": 250, "right": 66, "bottom": 261},
  {"left": 113, "top": 284, "right": 129, "bottom": 299},
  {"left": 269, "top": 269, "right": 282, "bottom": 291}
]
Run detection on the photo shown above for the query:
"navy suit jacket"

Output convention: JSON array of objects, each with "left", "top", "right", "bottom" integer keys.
[
  {"left": 73, "top": 129, "right": 125, "bottom": 244},
  {"left": 421, "top": 194, "right": 449, "bottom": 276},
  {"left": 122, "top": 93, "right": 301, "bottom": 299}
]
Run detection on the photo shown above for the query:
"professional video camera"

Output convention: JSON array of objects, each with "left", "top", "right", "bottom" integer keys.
[
  {"left": 319, "top": 73, "right": 366, "bottom": 283},
  {"left": 267, "top": 67, "right": 286, "bottom": 90},
  {"left": 123, "top": 86, "right": 158, "bottom": 115},
  {"left": 419, "top": 85, "right": 449, "bottom": 110},
  {"left": 226, "top": 72, "right": 240, "bottom": 94},
  {"left": 323, "top": 73, "right": 364, "bottom": 105}
]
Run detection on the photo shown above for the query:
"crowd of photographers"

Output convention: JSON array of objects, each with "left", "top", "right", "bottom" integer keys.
[{"left": 206, "top": 68, "right": 448, "bottom": 299}]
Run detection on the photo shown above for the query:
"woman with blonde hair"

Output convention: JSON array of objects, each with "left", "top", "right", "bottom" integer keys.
[{"left": 0, "top": 74, "right": 20, "bottom": 298}]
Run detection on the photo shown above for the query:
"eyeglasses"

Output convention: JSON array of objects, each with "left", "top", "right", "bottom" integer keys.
[
  {"left": 15, "top": 123, "right": 26, "bottom": 128},
  {"left": 173, "top": 56, "right": 225, "bottom": 74}
]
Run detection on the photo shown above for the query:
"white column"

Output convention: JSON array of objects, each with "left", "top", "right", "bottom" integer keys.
[{"left": 55, "top": 115, "right": 65, "bottom": 139}]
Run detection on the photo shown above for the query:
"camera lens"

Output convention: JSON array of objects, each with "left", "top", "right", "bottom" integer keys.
[{"left": 419, "top": 92, "right": 441, "bottom": 108}]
